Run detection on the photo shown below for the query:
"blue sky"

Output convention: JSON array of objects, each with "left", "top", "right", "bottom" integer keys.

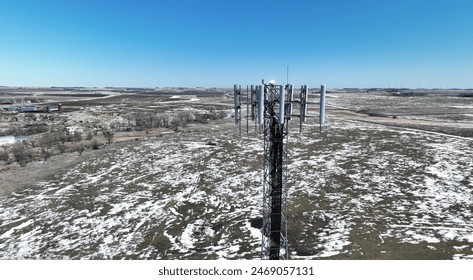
[{"left": 0, "top": 0, "right": 472, "bottom": 88}]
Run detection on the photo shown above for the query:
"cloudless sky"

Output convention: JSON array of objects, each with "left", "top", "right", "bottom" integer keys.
[{"left": 0, "top": 0, "right": 472, "bottom": 88}]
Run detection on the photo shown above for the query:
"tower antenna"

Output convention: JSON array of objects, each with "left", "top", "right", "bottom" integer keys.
[{"left": 234, "top": 79, "right": 329, "bottom": 260}]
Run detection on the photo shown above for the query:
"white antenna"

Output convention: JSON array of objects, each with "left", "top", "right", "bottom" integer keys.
[
  {"left": 233, "top": 85, "right": 242, "bottom": 134},
  {"left": 303, "top": 85, "right": 308, "bottom": 123},
  {"left": 257, "top": 85, "right": 264, "bottom": 127},
  {"left": 286, "top": 85, "right": 293, "bottom": 120},
  {"left": 299, "top": 85, "right": 308, "bottom": 133},
  {"left": 279, "top": 85, "right": 285, "bottom": 125},
  {"left": 246, "top": 85, "right": 249, "bottom": 134},
  {"left": 233, "top": 85, "right": 239, "bottom": 125},
  {"left": 320, "top": 84, "right": 326, "bottom": 132},
  {"left": 250, "top": 85, "right": 255, "bottom": 121}
]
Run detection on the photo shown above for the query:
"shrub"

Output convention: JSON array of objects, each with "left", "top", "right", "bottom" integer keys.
[
  {"left": 12, "top": 143, "right": 32, "bottom": 167},
  {"left": 71, "top": 132, "right": 83, "bottom": 143},
  {"left": 0, "top": 150, "right": 9, "bottom": 162},
  {"left": 26, "top": 124, "right": 49, "bottom": 135},
  {"left": 40, "top": 147, "right": 52, "bottom": 160},
  {"left": 103, "top": 130, "right": 114, "bottom": 144},
  {"left": 91, "top": 140, "right": 100, "bottom": 150},
  {"left": 58, "top": 144, "right": 67, "bottom": 153}
]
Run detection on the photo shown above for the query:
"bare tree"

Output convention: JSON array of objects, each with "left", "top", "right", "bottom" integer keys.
[
  {"left": 58, "top": 144, "right": 67, "bottom": 153},
  {"left": 12, "top": 143, "right": 32, "bottom": 167},
  {"left": 103, "top": 130, "right": 114, "bottom": 144},
  {"left": 0, "top": 150, "right": 9, "bottom": 162},
  {"left": 40, "top": 147, "right": 52, "bottom": 160},
  {"left": 91, "top": 140, "right": 100, "bottom": 149},
  {"left": 71, "top": 131, "right": 83, "bottom": 143}
]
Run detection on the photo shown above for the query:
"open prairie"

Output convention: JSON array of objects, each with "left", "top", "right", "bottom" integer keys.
[{"left": 1, "top": 88, "right": 472, "bottom": 259}]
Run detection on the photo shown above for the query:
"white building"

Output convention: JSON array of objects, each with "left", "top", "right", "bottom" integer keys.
[
  {"left": 66, "top": 126, "right": 84, "bottom": 135},
  {"left": 0, "top": 136, "right": 16, "bottom": 146}
]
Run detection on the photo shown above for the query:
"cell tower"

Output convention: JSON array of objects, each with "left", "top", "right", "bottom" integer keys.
[{"left": 234, "top": 80, "right": 323, "bottom": 260}]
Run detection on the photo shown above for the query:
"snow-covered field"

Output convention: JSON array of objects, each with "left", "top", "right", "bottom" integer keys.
[
  {"left": 1, "top": 118, "right": 472, "bottom": 259},
  {"left": 287, "top": 121, "right": 473, "bottom": 259}
]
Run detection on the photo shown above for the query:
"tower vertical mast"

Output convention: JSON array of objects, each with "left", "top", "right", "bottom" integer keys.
[
  {"left": 261, "top": 83, "right": 288, "bottom": 260},
  {"left": 233, "top": 80, "right": 323, "bottom": 260}
]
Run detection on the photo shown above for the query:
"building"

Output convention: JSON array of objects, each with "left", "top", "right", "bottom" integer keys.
[
  {"left": 0, "top": 136, "right": 30, "bottom": 146},
  {"left": 66, "top": 126, "right": 84, "bottom": 135},
  {"left": 0, "top": 136, "right": 15, "bottom": 146},
  {"left": 15, "top": 136, "right": 29, "bottom": 142}
]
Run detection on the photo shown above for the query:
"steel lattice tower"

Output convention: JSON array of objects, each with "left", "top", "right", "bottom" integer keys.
[
  {"left": 234, "top": 81, "right": 318, "bottom": 260},
  {"left": 261, "top": 83, "right": 289, "bottom": 260}
]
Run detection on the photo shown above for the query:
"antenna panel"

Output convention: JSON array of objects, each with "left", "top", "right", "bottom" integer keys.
[
  {"left": 257, "top": 85, "right": 264, "bottom": 126},
  {"left": 250, "top": 85, "right": 255, "bottom": 121},
  {"left": 320, "top": 84, "right": 326, "bottom": 125},
  {"left": 300, "top": 85, "right": 308, "bottom": 123},
  {"left": 279, "top": 85, "right": 285, "bottom": 124},
  {"left": 287, "top": 85, "right": 293, "bottom": 119},
  {"left": 233, "top": 84, "right": 240, "bottom": 125},
  {"left": 304, "top": 85, "right": 308, "bottom": 122}
]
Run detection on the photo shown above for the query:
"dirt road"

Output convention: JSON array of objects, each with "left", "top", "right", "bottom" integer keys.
[{"left": 330, "top": 109, "right": 473, "bottom": 138}]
